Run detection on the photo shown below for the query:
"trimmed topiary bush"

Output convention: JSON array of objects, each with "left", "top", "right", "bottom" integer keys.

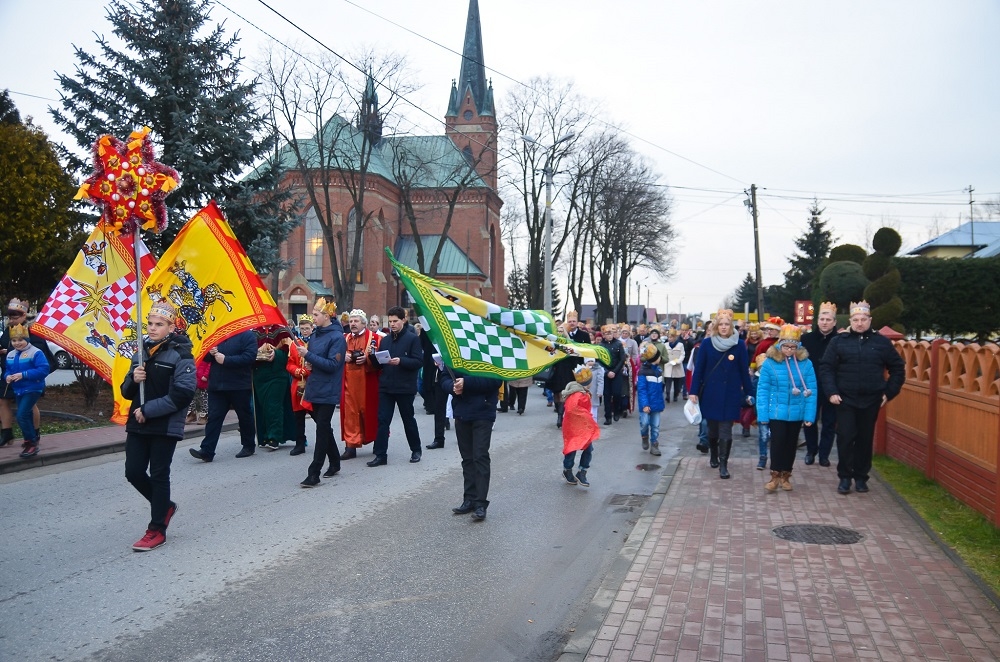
[
  {"left": 863, "top": 227, "right": 903, "bottom": 331},
  {"left": 819, "top": 261, "right": 869, "bottom": 310},
  {"left": 828, "top": 244, "right": 867, "bottom": 265},
  {"left": 862, "top": 253, "right": 891, "bottom": 281},
  {"left": 872, "top": 227, "right": 902, "bottom": 256}
]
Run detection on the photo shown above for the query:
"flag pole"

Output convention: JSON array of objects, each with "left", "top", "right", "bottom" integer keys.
[{"left": 132, "top": 227, "right": 145, "bottom": 405}]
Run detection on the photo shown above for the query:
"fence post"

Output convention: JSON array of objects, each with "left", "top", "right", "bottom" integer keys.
[
  {"left": 995, "top": 386, "right": 1000, "bottom": 527},
  {"left": 925, "top": 339, "right": 946, "bottom": 480}
]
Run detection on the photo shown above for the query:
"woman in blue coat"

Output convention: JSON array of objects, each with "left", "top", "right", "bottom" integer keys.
[
  {"left": 688, "top": 310, "right": 753, "bottom": 479},
  {"left": 756, "top": 325, "right": 818, "bottom": 493}
]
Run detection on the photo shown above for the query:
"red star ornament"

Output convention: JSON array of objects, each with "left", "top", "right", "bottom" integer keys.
[{"left": 74, "top": 126, "right": 180, "bottom": 234}]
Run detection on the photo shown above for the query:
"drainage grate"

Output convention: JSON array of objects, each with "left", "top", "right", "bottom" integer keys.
[
  {"left": 772, "top": 524, "right": 864, "bottom": 545},
  {"left": 609, "top": 494, "right": 650, "bottom": 508},
  {"left": 635, "top": 463, "right": 661, "bottom": 471}
]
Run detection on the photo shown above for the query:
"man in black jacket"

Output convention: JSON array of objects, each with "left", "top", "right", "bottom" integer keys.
[
  {"left": 800, "top": 302, "right": 840, "bottom": 466},
  {"left": 367, "top": 307, "right": 424, "bottom": 466},
  {"left": 818, "top": 301, "right": 905, "bottom": 495},
  {"left": 441, "top": 369, "right": 503, "bottom": 521},
  {"left": 189, "top": 328, "right": 258, "bottom": 461},
  {"left": 599, "top": 324, "right": 626, "bottom": 426},
  {"left": 545, "top": 311, "right": 591, "bottom": 428},
  {"left": 121, "top": 300, "right": 196, "bottom": 551}
]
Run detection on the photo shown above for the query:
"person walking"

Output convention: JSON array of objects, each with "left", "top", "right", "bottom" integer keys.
[
  {"left": 441, "top": 368, "right": 502, "bottom": 521},
  {"left": 663, "top": 329, "right": 686, "bottom": 403},
  {"left": 800, "top": 302, "right": 840, "bottom": 466},
  {"left": 689, "top": 309, "right": 754, "bottom": 479},
  {"left": 755, "top": 325, "right": 818, "bottom": 493},
  {"left": 299, "top": 297, "right": 347, "bottom": 486},
  {"left": 818, "top": 301, "right": 905, "bottom": 495},
  {"left": 599, "top": 325, "right": 626, "bottom": 426},
  {"left": 1, "top": 298, "right": 55, "bottom": 448},
  {"left": 189, "top": 328, "right": 257, "bottom": 462},
  {"left": 340, "top": 309, "right": 380, "bottom": 460},
  {"left": 560, "top": 365, "right": 601, "bottom": 487},
  {"left": 252, "top": 326, "right": 296, "bottom": 451},
  {"left": 367, "top": 306, "right": 424, "bottom": 467},
  {"left": 636, "top": 343, "right": 665, "bottom": 457},
  {"left": 544, "top": 310, "right": 590, "bottom": 428},
  {"left": 4, "top": 323, "right": 50, "bottom": 458},
  {"left": 120, "top": 300, "right": 195, "bottom": 551}
]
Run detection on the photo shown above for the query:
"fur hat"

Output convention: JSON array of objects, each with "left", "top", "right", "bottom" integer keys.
[
  {"left": 314, "top": 297, "right": 337, "bottom": 316},
  {"left": 641, "top": 343, "right": 659, "bottom": 362},
  {"left": 778, "top": 324, "right": 802, "bottom": 345},
  {"left": 148, "top": 299, "right": 176, "bottom": 323},
  {"left": 6, "top": 298, "right": 28, "bottom": 316},
  {"left": 850, "top": 301, "right": 871, "bottom": 317},
  {"left": 648, "top": 327, "right": 660, "bottom": 338},
  {"left": 348, "top": 308, "right": 368, "bottom": 323},
  {"left": 818, "top": 301, "right": 837, "bottom": 317},
  {"left": 573, "top": 364, "right": 593, "bottom": 387},
  {"left": 8, "top": 323, "right": 29, "bottom": 341}
]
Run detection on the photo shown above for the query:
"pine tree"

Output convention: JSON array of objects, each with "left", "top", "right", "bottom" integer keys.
[
  {"left": 50, "top": 0, "right": 296, "bottom": 270},
  {"left": 727, "top": 273, "right": 759, "bottom": 311},
  {"left": 784, "top": 199, "right": 835, "bottom": 299}
]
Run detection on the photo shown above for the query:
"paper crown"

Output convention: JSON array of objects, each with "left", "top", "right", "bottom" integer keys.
[
  {"left": 819, "top": 301, "right": 837, "bottom": 316},
  {"left": 715, "top": 309, "right": 735, "bottom": 323},
  {"left": 667, "top": 327, "right": 678, "bottom": 337},
  {"left": 148, "top": 299, "right": 176, "bottom": 323},
  {"left": 641, "top": 343, "right": 659, "bottom": 362},
  {"left": 573, "top": 364, "right": 593, "bottom": 387},
  {"left": 297, "top": 314, "right": 314, "bottom": 325},
  {"left": 8, "top": 323, "right": 29, "bottom": 340},
  {"left": 6, "top": 298, "right": 28, "bottom": 315},
  {"left": 314, "top": 297, "right": 337, "bottom": 315},
  {"left": 348, "top": 308, "right": 368, "bottom": 323},
  {"left": 747, "top": 322, "right": 761, "bottom": 334},
  {"left": 850, "top": 301, "right": 871, "bottom": 316},
  {"left": 680, "top": 323, "right": 690, "bottom": 330},
  {"left": 340, "top": 312, "right": 350, "bottom": 324},
  {"left": 762, "top": 316, "right": 785, "bottom": 330},
  {"left": 778, "top": 324, "right": 802, "bottom": 344},
  {"left": 565, "top": 310, "right": 578, "bottom": 321}
]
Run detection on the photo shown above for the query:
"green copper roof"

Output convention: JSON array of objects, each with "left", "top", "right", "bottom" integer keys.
[{"left": 393, "top": 235, "right": 484, "bottom": 277}]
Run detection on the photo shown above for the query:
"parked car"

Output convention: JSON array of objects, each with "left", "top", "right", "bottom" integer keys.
[{"left": 46, "top": 341, "right": 74, "bottom": 370}]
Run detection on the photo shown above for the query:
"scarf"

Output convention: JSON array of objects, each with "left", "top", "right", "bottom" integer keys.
[{"left": 710, "top": 333, "right": 738, "bottom": 353}]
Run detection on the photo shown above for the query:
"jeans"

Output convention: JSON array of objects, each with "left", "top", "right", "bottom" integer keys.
[
  {"left": 698, "top": 418, "right": 708, "bottom": 445},
  {"left": 758, "top": 422, "right": 770, "bottom": 460},
  {"left": 544, "top": 388, "right": 554, "bottom": 405},
  {"left": 456, "top": 418, "right": 492, "bottom": 507},
  {"left": 373, "top": 392, "right": 421, "bottom": 458},
  {"left": 15, "top": 391, "right": 41, "bottom": 441},
  {"left": 639, "top": 410, "right": 661, "bottom": 445},
  {"left": 125, "top": 433, "right": 177, "bottom": 532},
  {"left": 564, "top": 443, "right": 593, "bottom": 470},
  {"left": 308, "top": 403, "right": 340, "bottom": 477},
  {"left": 200, "top": 389, "right": 255, "bottom": 457}
]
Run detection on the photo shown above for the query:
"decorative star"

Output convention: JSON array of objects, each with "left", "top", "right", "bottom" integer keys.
[
  {"left": 74, "top": 126, "right": 180, "bottom": 235},
  {"left": 72, "top": 279, "right": 112, "bottom": 322}
]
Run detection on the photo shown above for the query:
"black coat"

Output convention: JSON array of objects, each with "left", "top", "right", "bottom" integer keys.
[
  {"left": 122, "top": 333, "right": 196, "bottom": 439},
  {"left": 546, "top": 327, "right": 591, "bottom": 393},
  {"left": 207, "top": 330, "right": 257, "bottom": 392},
  {"left": 801, "top": 329, "right": 837, "bottom": 396},
  {"left": 373, "top": 323, "right": 423, "bottom": 394},
  {"left": 441, "top": 372, "right": 503, "bottom": 422},
  {"left": 818, "top": 329, "right": 905, "bottom": 408}
]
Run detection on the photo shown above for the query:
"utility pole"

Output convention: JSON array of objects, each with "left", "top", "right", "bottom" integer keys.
[
  {"left": 967, "top": 185, "right": 975, "bottom": 257},
  {"left": 746, "top": 184, "right": 765, "bottom": 322}
]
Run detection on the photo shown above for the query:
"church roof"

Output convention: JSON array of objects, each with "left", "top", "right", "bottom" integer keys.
[
  {"left": 446, "top": 0, "right": 494, "bottom": 117},
  {"left": 393, "top": 235, "right": 484, "bottom": 276}
]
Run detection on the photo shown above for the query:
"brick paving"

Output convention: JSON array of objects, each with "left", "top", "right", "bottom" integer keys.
[{"left": 566, "top": 415, "right": 1000, "bottom": 662}]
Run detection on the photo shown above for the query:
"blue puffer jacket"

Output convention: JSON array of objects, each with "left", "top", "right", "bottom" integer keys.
[
  {"left": 5, "top": 343, "right": 50, "bottom": 396},
  {"left": 303, "top": 319, "right": 347, "bottom": 405},
  {"left": 207, "top": 330, "right": 258, "bottom": 392},
  {"left": 636, "top": 362, "right": 665, "bottom": 413},
  {"left": 440, "top": 372, "right": 502, "bottom": 421},
  {"left": 755, "top": 345, "right": 818, "bottom": 424}
]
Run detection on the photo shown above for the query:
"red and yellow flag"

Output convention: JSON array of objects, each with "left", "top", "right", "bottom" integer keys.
[{"left": 110, "top": 201, "right": 287, "bottom": 422}]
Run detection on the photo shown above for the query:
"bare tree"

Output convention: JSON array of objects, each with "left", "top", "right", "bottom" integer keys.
[{"left": 259, "top": 45, "right": 416, "bottom": 308}]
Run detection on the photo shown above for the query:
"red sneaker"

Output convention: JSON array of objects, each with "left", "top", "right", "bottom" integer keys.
[
  {"left": 164, "top": 502, "right": 178, "bottom": 528},
  {"left": 132, "top": 529, "right": 166, "bottom": 551}
]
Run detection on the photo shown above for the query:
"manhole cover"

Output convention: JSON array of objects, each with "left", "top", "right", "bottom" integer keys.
[
  {"left": 635, "top": 463, "right": 661, "bottom": 471},
  {"left": 772, "top": 524, "right": 864, "bottom": 545},
  {"left": 609, "top": 494, "right": 650, "bottom": 508}
]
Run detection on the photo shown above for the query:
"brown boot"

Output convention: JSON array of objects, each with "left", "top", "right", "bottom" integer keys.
[
  {"left": 765, "top": 470, "right": 780, "bottom": 493},
  {"left": 196, "top": 414, "right": 208, "bottom": 425},
  {"left": 185, "top": 411, "right": 197, "bottom": 424},
  {"left": 780, "top": 471, "right": 793, "bottom": 491}
]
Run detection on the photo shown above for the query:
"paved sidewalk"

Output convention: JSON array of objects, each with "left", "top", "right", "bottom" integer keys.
[{"left": 563, "top": 412, "right": 1000, "bottom": 661}]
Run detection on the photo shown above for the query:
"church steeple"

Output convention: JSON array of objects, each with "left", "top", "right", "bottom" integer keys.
[
  {"left": 359, "top": 71, "right": 382, "bottom": 144},
  {"left": 446, "top": 0, "right": 494, "bottom": 118}
]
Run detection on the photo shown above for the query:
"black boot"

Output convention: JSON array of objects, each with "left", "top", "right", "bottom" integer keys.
[
  {"left": 555, "top": 401, "right": 564, "bottom": 428},
  {"left": 289, "top": 442, "right": 306, "bottom": 456},
  {"left": 709, "top": 439, "right": 719, "bottom": 468},
  {"left": 340, "top": 446, "right": 357, "bottom": 460},
  {"left": 719, "top": 439, "right": 732, "bottom": 479},
  {"left": 0, "top": 428, "right": 13, "bottom": 447}
]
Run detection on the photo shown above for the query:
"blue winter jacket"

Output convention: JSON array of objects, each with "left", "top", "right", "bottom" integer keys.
[
  {"left": 440, "top": 371, "right": 502, "bottom": 422},
  {"left": 303, "top": 319, "right": 347, "bottom": 405},
  {"left": 5, "top": 343, "right": 50, "bottom": 396},
  {"left": 636, "top": 362, "right": 665, "bottom": 413},
  {"left": 755, "top": 345, "right": 818, "bottom": 424},
  {"left": 689, "top": 337, "right": 754, "bottom": 422},
  {"left": 207, "top": 330, "right": 258, "bottom": 392}
]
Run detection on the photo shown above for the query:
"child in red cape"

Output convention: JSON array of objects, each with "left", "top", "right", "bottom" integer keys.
[{"left": 561, "top": 364, "right": 601, "bottom": 488}]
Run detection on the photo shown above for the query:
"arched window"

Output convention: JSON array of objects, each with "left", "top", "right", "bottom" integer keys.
[
  {"left": 304, "top": 207, "right": 324, "bottom": 281},
  {"left": 462, "top": 145, "right": 474, "bottom": 165}
]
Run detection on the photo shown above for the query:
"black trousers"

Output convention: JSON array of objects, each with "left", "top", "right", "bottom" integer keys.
[
  {"left": 456, "top": 418, "right": 493, "bottom": 507},
  {"left": 125, "top": 433, "right": 177, "bottom": 532},
  {"left": 835, "top": 401, "right": 881, "bottom": 481},
  {"left": 803, "top": 393, "right": 837, "bottom": 460},
  {"left": 373, "top": 392, "right": 422, "bottom": 458},
  {"left": 509, "top": 386, "right": 528, "bottom": 413},
  {"left": 200, "top": 388, "right": 255, "bottom": 456},
  {"left": 604, "top": 374, "right": 621, "bottom": 422},
  {"left": 294, "top": 409, "right": 307, "bottom": 445},
  {"left": 308, "top": 403, "right": 340, "bottom": 477},
  {"left": 768, "top": 420, "right": 803, "bottom": 472},
  {"left": 433, "top": 388, "right": 449, "bottom": 444},
  {"left": 665, "top": 377, "right": 684, "bottom": 402}
]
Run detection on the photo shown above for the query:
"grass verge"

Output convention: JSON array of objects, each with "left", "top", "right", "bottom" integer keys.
[{"left": 873, "top": 455, "right": 1000, "bottom": 596}]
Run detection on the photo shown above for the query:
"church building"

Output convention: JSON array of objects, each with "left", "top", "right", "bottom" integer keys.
[{"left": 272, "top": 0, "right": 504, "bottom": 321}]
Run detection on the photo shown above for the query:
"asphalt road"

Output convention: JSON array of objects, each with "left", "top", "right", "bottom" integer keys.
[{"left": 0, "top": 390, "right": 686, "bottom": 662}]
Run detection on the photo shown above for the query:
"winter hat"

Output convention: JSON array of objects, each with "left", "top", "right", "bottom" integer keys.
[{"left": 573, "top": 364, "right": 593, "bottom": 387}]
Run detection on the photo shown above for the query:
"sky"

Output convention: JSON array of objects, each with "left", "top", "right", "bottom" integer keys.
[{"left": 2, "top": 0, "right": 999, "bottom": 319}]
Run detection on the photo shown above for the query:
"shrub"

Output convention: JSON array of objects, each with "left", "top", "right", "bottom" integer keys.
[{"left": 828, "top": 244, "right": 867, "bottom": 265}]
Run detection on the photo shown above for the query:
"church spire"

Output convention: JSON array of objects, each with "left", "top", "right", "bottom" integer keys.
[{"left": 446, "top": 0, "right": 493, "bottom": 117}]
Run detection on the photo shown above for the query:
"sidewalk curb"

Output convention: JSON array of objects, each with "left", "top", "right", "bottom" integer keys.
[
  {"left": 0, "top": 422, "right": 238, "bottom": 475},
  {"left": 557, "top": 457, "right": 681, "bottom": 661}
]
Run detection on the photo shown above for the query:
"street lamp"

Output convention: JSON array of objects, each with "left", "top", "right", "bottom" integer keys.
[{"left": 520, "top": 132, "right": 575, "bottom": 314}]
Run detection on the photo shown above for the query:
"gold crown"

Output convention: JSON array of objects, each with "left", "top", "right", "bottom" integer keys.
[
  {"left": 314, "top": 297, "right": 337, "bottom": 316},
  {"left": 297, "top": 314, "right": 314, "bottom": 325},
  {"left": 9, "top": 323, "right": 29, "bottom": 340},
  {"left": 747, "top": 322, "right": 761, "bottom": 333},
  {"left": 778, "top": 324, "right": 802, "bottom": 344},
  {"left": 573, "top": 364, "right": 593, "bottom": 385},
  {"left": 565, "top": 310, "right": 578, "bottom": 321},
  {"left": 819, "top": 301, "right": 837, "bottom": 316},
  {"left": 148, "top": 299, "right": 176, "bottom": 323},
  {"left": 641, "top": 343, "right": 659, "bottom": 362},
  {"left": 6, "top": 298, "right": 28, "bottom": 315},
  {"left": 850, "top": 301, "right": 871, "bottom": 316},
  {"left": 715, "top": 308, "right": 734, "bottom": 323}
]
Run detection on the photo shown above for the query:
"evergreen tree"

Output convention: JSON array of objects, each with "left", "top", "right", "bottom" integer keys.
[
  {"left": 506, "top": 266, "right": 529, "bottom": 310},
  {"left": 784, "top": 199, "right": 835, "bottom": 299},
  {"left": 50, "top": 0, "right": 296, "bottom": 270},
  {"left": 727, "top": 273, "right": 758, "bottom": 311}
]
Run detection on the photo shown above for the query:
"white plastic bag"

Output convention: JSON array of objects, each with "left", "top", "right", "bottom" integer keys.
[{"left": 683, "top": 399, "right": 702, "bottom": 426}]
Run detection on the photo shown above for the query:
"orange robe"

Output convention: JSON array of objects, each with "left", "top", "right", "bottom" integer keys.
[
  {"left": 285, "top": 339, "right": 312, "bottom": 412},
  {"left": 340, "top": 329, "right": 380, "bottom": 448}
]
